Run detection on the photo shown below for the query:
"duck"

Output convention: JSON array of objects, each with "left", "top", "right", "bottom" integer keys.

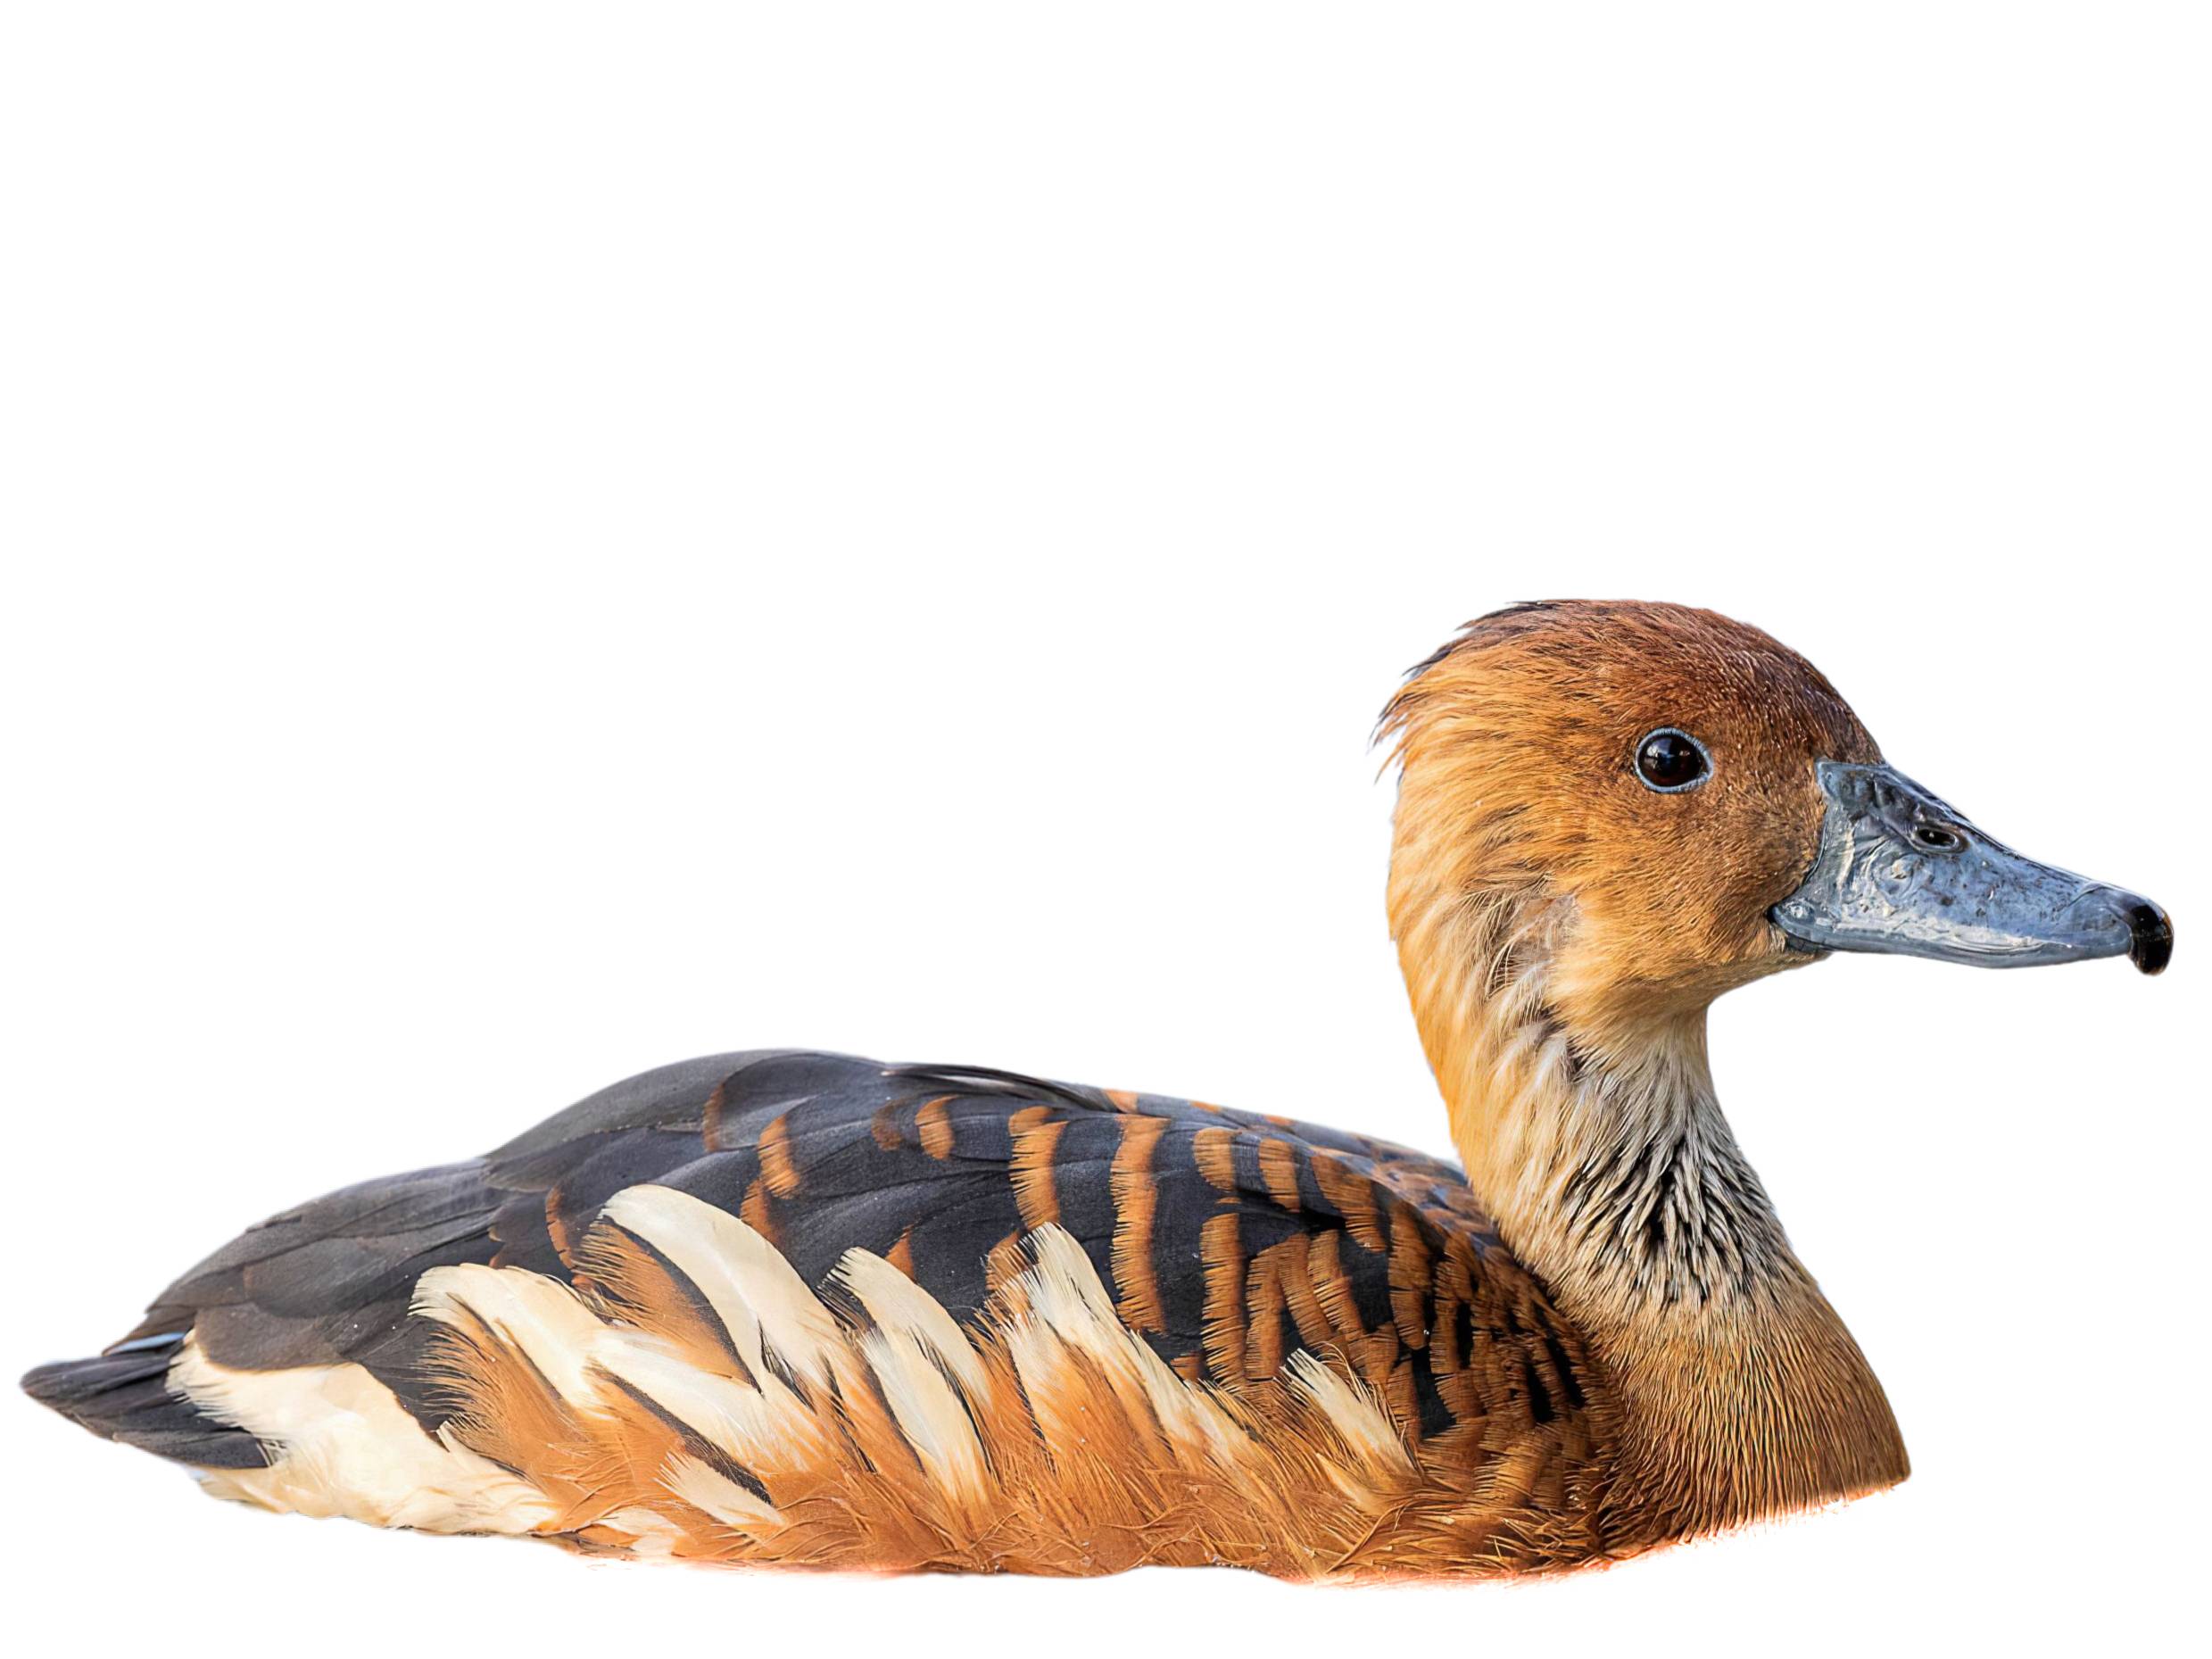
[{"left": 22, "top": 599, "right": 2172, "bottom": 1580}]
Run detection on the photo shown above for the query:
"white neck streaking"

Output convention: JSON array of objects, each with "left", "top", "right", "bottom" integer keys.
[{"left": 1401, "top": 894, "right": 1908, "bottom": 1534}]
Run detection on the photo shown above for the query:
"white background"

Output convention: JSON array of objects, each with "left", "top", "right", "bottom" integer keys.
[{"left": 3, "top": 5, "right": 2204, "bottom": 1654}]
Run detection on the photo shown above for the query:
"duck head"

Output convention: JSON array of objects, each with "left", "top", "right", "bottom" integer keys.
[
  {"left": 1382, "top": 600, "right": 2170, "bottom": 1527},
  {"left": 1381, "top": 600, "right": 2169, "bottom": 1058}
]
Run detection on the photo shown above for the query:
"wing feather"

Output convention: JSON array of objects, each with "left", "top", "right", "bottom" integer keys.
[{"left": 40, "top": 1049, "right": 1594, "bottom": 1466}]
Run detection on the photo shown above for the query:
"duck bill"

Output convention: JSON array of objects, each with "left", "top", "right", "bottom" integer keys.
[{"left": 1771, "top": 762, "right": 2172, "bottom": 975}]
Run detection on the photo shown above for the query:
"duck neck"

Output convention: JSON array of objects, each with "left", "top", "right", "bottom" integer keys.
[{"left": 1397, "top": 898, "right": 1909, "bottom": 1538}]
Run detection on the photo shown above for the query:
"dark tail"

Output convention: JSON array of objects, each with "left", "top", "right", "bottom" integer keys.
[{"left": 21, "top": 1334, "right": 267, "bottom": 1469}]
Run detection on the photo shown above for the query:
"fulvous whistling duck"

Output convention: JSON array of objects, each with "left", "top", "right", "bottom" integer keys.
[{"left": 23, "top": 600, "right": 2173, "bottom": 1579}]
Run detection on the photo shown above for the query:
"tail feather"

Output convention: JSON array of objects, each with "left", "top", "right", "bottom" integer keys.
[{"left": 21, "top": 1336, "right": 268, "bottom": 1470}]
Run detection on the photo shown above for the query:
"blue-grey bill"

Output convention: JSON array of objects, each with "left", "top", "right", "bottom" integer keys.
[{"left": 1770, "top": 762, "right": 2171, "bottom": 975}]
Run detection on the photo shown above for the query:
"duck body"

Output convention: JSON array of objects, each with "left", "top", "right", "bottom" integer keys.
[
  {"left": 25, "top": 601, "right": 2169, "bottom": 1578},
  {"left": 29, "top": 1049, "right": 1619, "bottom": 1577}
]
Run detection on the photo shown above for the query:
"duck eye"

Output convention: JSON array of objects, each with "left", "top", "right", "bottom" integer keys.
[{"left": 1634, "top": 728, "right": 1711, "bottom": 793}]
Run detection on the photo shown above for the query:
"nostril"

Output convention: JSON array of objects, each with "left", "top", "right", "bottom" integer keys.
[
  {"left": 1910, "top": 824, "right": 1964, "bottom": 852},
  {"left": 2122, "top": 899, "right": 2173, "bottom": 976}
]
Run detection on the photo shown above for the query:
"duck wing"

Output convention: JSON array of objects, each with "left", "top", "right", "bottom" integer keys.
[{"left": 29, "top": 1049, "right": 1587, "bottom": 1472}]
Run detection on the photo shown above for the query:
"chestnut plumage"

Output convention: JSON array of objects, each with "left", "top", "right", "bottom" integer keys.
[{"left": 22, "top": 600, "right": 2169, "bottom": 1578}]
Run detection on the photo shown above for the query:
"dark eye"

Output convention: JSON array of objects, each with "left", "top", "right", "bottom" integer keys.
[{"left": 1634, "top": 727, "right": 1711, "bottom": 792}]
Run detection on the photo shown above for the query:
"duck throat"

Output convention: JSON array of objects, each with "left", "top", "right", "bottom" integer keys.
[{"left": 1397, "top": 898, "right": 1910, "bottom": 1538}]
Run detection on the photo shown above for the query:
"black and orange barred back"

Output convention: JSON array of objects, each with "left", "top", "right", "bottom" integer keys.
[{"left": 87, "top": 1051, "right": 1597, "bottom": 1477}]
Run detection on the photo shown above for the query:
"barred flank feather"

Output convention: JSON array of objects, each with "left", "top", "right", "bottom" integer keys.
[{"left": 343, "top": 1185, "right": 1604, "bottom": 1578}]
